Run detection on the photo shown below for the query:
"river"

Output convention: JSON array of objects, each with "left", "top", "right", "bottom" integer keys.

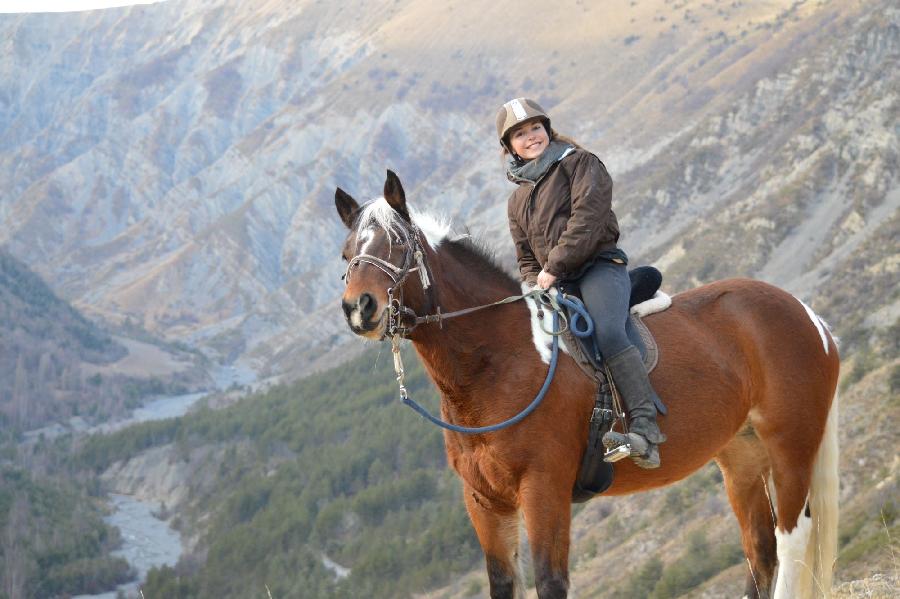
[
  {"left": 72, "top": 493, "right": 184, "bottom": 599},
  {"left": 66, "top": 361, "right": 258, "bottom": 599}
]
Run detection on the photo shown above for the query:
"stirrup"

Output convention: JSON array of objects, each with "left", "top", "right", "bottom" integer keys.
[{"left": 602, "top": 431, "right": 660, "bottom": 469}]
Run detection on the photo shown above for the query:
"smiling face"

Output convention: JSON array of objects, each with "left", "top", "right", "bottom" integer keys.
[{"left": 508, "top": 119, "right": 550, "bottom": 161}]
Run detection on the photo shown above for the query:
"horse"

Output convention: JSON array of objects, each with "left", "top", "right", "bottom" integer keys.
[{"left": 335, "top": 171, "right": 840, "bottom": 599}]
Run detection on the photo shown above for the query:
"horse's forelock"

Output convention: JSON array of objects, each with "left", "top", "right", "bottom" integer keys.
[
  {"left": 356, "top": 198, "right": 410, "bottom": 244},
  {"left": 355, "top": 197, "right": 452, "bottom": 249}
]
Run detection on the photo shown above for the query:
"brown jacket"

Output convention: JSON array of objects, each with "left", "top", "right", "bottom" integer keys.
[{"left": 507, "top": 148, "right": 620, "bottom": 285}]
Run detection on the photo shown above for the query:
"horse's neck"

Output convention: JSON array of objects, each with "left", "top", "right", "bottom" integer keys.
[{"left": 410, "top": 247, "right": 530, "bottom": 400}]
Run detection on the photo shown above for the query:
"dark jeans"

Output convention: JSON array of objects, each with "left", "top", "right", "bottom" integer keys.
[{"left": 573, "top": 260, "right": 636, "bottom": 360}]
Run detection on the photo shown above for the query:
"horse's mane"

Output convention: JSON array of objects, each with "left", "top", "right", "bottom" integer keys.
[
  {"left": 355, "top": 197, "right": 519, "bottom": 289},
  {"left": 442, "top": 235, "right": 520, "bottom": 290}
]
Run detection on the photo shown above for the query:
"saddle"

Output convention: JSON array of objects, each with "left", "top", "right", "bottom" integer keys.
[
  {"left": 557, "top": 266, "right": 665, "bottom": 381},
  {"left": 558, "top": 266, "right": 671, "bottom": 503}
]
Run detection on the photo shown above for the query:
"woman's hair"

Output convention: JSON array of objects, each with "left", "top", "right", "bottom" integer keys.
[{"left": 551, "top": 130, "right": 583, "bottom": 150}]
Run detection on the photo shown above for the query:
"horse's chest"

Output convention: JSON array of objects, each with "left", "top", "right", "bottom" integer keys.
[{"left": 448, "top": 445, "right": 518, "bottom": 509}]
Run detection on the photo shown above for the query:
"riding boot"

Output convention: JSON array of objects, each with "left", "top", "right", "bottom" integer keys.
[{"left": 601, "top": 345, "right": 666, "bottom": 469}]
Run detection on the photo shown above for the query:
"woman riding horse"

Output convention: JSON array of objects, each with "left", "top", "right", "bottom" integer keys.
[
  {"left": 336, "top": 157, "right": 839, "bottom": 599},
  {"left": 498, "top": 97, "right": 664, "bottom": 468}
]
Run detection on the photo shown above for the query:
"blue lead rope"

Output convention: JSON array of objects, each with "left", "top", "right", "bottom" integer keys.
[{"left": 397, "top": 292, "right": 593, "bottom": 435}]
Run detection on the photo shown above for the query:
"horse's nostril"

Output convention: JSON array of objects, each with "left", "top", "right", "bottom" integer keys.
[
  {"left": 342, "top": 299, "right": 355, "bottom": 319},
  {"left": 359, "top": 293, "right": 377, "bottom": 319},
  {"left": 343, "top": 294, "right": 378, "bottom": 325}
]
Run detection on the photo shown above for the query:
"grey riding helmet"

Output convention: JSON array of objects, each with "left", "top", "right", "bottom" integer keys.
[{"left": 496, "top": 98, "right": 551, "bottom": 150}]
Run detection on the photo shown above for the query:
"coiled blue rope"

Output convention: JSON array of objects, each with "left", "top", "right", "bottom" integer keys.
[{"left": 401, "top": 292, "right": 593, "bottom": 434}]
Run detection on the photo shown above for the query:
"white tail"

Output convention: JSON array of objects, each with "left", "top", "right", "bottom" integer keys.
[{"left": 805, "top": 391, "right": 839, "bottom": 597}]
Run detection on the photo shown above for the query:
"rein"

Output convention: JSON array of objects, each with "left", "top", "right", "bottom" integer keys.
[
  {"left": 345, "top": 223, "right": 594, "bottom": 435},
  {"left": 393, "top": 290, "right": 592, "bottom": 435}
]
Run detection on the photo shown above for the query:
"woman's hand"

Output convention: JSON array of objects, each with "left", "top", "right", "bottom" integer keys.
[{"left": 537, "top": 270, "right": 558, "bottom": 289}]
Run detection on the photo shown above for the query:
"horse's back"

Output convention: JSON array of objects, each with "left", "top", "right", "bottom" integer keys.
[
  {"left": 605, "top": 278, "right": 838, "bottom": 495},
  {"left": 658, "top": 277, "right": 838, "bottom": 373}
]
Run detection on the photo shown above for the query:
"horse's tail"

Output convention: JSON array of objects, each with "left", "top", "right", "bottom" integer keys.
[{"left": 804, "top": 390, "right": 839, "bottom": 598}]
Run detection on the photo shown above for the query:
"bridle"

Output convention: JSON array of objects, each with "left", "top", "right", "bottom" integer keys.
[
  {"left": 343, "top": 222, "right": 435, "bottom": 339},
  {"left": 344, "top": 223, "right": 573, "bottom": 340},
  {"left": 342, "top": 218, "right": 596, "bottom": 435}
]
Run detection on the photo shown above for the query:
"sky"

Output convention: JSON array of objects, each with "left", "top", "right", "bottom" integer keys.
[{"left": 0, "top": 0, "right": 166, "bottom": 12}]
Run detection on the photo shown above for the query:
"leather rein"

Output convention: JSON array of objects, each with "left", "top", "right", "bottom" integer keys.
[
  {"left": 343, "top": 223, "right": 593, "bottom": 435},
  {"left": 343, "top": 225, "right": 572, "bottom": 340}
]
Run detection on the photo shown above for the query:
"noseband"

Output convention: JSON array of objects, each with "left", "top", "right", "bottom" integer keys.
[
  {"left": 343, "top": 224, "right": 434, "bottom": 339},
  {"left": 343, "top": 221, "right": 597, "bottom": 435}
]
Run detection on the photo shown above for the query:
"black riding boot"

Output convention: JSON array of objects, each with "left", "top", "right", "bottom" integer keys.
[{"left": 601, "top": 345, "right": 666, "bottom": 469}]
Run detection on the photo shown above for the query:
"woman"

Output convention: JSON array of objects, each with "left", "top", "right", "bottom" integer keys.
[{"left": 497, "top": 97, "right": 665, "bottom": 468}]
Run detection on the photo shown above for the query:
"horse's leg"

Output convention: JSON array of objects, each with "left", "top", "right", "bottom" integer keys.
[
  {"left": 768, "top": 446, "right": 815, "bottom": 599},
  {"left": 755, "top": 393, "right": 839, "bottom": 599},
  {"left": 520, "top": 481, "right": 571, "bottom": 599},
  {"left": 716, "top": 429, "right": 778, "bottom": 598},
  {"left": 463, "top": 486, "right": 523, "bottom": 599}
]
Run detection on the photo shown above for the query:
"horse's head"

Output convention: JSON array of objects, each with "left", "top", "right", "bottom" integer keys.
[{"left": 335, "top": 170, "right": 432, "bottom": 339}]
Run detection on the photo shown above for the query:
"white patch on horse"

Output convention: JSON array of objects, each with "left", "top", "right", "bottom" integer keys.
[
  {"left": 358, "top": 229, "right": 375, "bottom": 254},
  {"left": 522, "top": 283, "right": 569, "bottom": 364},
  {"left": 350, "top": 306, "right": 363, "bottom": 328},
  {"left": 356, "top": 197, "right": 453, "bottom": 250},
  {"left": 356, "top": 198, "right": 409, "bottom": 254},
  {"left": 630, "top": 291, "right": 672, "bottom": 317},
  {"left": 793, "top": 296, "right": 831, "bottom": 354},
  {"left": 773, "top": 509, "right": 812, "bottom": 599},
  {"left": 410, "top": 209, "right": 451, "bottom": 249}
]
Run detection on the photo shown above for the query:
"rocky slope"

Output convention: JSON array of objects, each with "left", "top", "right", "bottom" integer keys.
[
  {"left": 1, "top": 3, "right": 897, "bottom": 594},
  {"left": 2, "top": 0, "right": 894, "bottom": 379},
  {"left": 0, "top": 247, "right": 209, "bottom": 431}
]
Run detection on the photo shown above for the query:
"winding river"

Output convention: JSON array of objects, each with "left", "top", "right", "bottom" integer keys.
[
  {"left": 72, "top": 494, "right": 184, "bottom": 599},
  {"left": 67, "top": 363, "right": 258, "bottom": 598}
]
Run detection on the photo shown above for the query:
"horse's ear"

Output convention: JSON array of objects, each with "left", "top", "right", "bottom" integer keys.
[
  {"left": 383, "top": 169, "right": 410, "bottom": 222},
  {"left": 335, "top": 187, "right": 359, "bottom": 229}
]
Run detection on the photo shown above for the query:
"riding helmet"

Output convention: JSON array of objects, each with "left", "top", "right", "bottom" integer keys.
[{"left": 496, "top": 98, "right": 551, "bottom": 150}]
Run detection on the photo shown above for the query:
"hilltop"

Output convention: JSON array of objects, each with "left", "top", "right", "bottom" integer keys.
[{"left": 0, "top": 0, "right": 894, "bottom": 378}]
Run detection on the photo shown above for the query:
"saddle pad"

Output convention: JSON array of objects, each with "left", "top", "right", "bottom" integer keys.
[{"left": 560, "top": 312, "right": 658, "bottom": 383}]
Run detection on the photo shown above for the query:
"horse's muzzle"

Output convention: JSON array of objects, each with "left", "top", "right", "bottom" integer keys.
[{"left": 342, "top": 293, "right": 384, "bottom": 337}]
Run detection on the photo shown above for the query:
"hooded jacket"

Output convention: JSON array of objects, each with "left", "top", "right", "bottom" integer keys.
[{"left": 507, "top": 148, "right": 621, "bottom": 286}]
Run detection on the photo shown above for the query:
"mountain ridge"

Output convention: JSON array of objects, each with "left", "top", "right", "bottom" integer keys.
[{"left": 4, "top": 0, "right": 895, "bottom": 379}]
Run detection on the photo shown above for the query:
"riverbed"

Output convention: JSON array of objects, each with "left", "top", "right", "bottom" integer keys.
[
  {"left": 68, "top": 361, "right": 258, "bottom": 598},
  {"left": 72, "top": 493, "right": 183, "bottom": 599}
]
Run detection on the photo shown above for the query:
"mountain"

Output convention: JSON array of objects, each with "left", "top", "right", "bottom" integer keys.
[
  {"left": 0, "top": 248, "right": 206, "bottom": 432},
  {"left": 0, "top": 1, "right": 897, "bottom": 595},
  {"left": 0, "top": 248, "right": 125, "bottom": 430},
  {"left": 1, "top": 0, "right": 895, "bottom": 380},
  {"left": 75, "top": 346, "right": 481, "bottom": 599}
]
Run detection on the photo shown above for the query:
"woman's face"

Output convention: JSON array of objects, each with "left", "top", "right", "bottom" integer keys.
[{"left": 508, "top": 120, "right": 549, "bottom": 161}]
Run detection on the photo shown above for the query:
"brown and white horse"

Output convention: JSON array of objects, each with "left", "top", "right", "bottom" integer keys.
[{"left": 335, "top": 171, "right": 840, "bottom": 599}]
